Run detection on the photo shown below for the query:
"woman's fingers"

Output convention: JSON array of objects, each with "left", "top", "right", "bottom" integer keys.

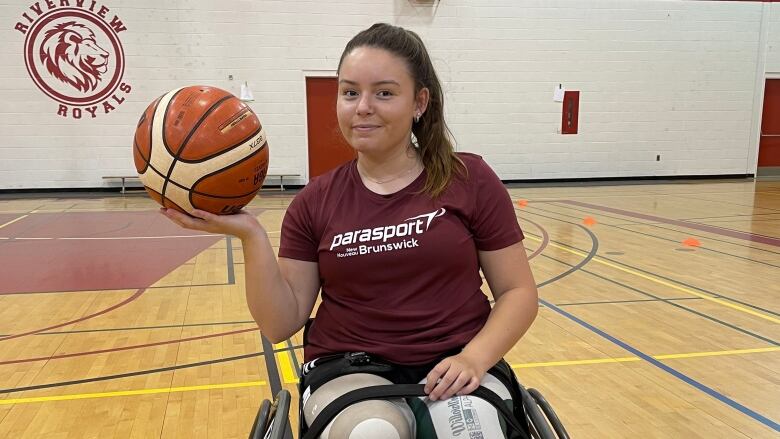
[
  {"left": 428, "top": 367, "right": 461, "bottom": 401},
  {"left": 190, "top": 209, "right": 217, "bottom": 221},
  {"left": 161, "top": 207, "right": 261, "bottom": 239},
  {"left": 456, "top": 376, "right": 480, "bottom": 396},
  {"left": 160, "top": 208, "right": 209, "bottom": 231},
  {"left": 424, "top": 359, "right": 451, "bottom": 394},
  {"left": 425, "top": 355, "right": 486, "bottom": 401},
  {"left": 438, "top": 371, "right": 471, "bottom": 401}
]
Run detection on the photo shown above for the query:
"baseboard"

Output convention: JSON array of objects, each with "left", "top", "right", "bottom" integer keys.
[
  {"left": 0, "top": 175, "right": 755, "bottom": 196},
  {"left": 502, "top": 174, "right": 754, "bottom": 187}
]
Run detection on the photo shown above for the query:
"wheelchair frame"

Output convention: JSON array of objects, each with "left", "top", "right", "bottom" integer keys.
[{"left": 249, "top": 380, "right": 569, "bottom": 439}]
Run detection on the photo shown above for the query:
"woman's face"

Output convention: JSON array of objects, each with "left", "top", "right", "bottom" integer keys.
[{"left": 337, "top": 47, "right": 427, "bottom": 158}]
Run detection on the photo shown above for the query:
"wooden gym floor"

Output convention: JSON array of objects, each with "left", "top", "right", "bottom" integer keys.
[{"left": 0, "top": 179, "right": 778, "bottom": 438}]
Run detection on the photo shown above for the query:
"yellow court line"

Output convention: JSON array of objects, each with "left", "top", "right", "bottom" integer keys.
[
  {"left": 4, "top": 348, "right": 777, "bottom": 406},
  {"left": 524, "top": 235, "right": 780, "bottom": 324},
  {"left": 0, "top": 380, "right": 267, "bottom": 405},
  {"left": 274, "top": 342, "right": 300, "bottom": 384},
  {"left": 510, "top": 346, "right": 780, "bottom": 370},
  {"left": 0, "top": 214, "right": 28, "bottom": 230},
  {"left": 653, "top": 346, "right": 779, "bottom": 360},
  {"left": 513, "top": 357, "right": 639, "bottom": 368}
]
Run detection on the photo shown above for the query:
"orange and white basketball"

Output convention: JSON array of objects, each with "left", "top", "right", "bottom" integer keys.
[{"left": 133, "top": 85, "right": 269, "bottom": 215}]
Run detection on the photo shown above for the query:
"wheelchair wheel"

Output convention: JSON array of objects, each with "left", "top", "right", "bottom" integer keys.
[
  {"left": 527, "top": 388, "right": 570, "bottom": 439},
  {"left": 248, "top": 399, "right": 270, "bottom": 439},
  {"left": 248, "top": 390, "right": 293, "bottom": 439},
  {"left": 519, "top": 385, "right": 556, "bottom": 439}
]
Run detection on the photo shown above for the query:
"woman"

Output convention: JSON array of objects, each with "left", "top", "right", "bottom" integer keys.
[{"left": 163, "top": 23, "right": 538, "bottom": 438}]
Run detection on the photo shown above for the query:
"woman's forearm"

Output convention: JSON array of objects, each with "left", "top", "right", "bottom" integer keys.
[
  {"left": 241, "top": 230, "right": 301, "bottom": 342},
  {"left": 461, "top": 286, "right": 539, "bottom": 372}
]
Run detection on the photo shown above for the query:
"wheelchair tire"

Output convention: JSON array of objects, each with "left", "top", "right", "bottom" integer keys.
[
  {"left": 528, "top": 388, "right": 570, "bottom": 439},
  {"left": 248, "top": 390, "right": 293, "bottom": 439}
]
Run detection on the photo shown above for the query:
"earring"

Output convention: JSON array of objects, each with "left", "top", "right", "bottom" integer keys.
[{"left": 414, "top": 112, "right": 421, "bottom": 123}]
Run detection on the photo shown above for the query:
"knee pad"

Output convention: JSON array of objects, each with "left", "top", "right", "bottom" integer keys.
[
  {"left": 303, "top": 373, "right": 415, "bottom": 439},
  {"left": 416, "top": 373, "right": 513, "bottom": 438}
]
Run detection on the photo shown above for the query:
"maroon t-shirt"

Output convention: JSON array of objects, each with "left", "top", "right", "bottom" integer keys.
[{"left": 279, "top": 153, "right": 524, "bottom": 365}]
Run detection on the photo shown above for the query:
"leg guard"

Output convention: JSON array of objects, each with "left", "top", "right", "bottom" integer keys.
[
  {"left": 303, "top": 373, "right": 415, "bottom": 439},
  {"left": 411, "top": 372, "right": 517, "bottom": 438}
]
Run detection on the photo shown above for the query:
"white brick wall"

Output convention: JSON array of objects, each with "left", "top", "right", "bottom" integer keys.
[{"left": 0, "top": 0, "right": 770, "bottom": 189}]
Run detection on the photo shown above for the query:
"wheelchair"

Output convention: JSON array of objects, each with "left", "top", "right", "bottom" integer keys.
[
  {"left": 250, "top": 318, "right": 569, "bottom": 439},
  {"left": 248, "top": 369, "right": 570, "bottom": 439}
]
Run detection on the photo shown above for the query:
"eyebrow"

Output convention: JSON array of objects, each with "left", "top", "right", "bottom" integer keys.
[{"left": 339, "top": 79, "right": 401, "bottom": 87}]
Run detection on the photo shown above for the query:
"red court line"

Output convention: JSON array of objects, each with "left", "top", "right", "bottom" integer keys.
[
  {"left": 0, "top": 289, "right": 145, "bottom": 342},
  {"left": 557, "top": 200, "right": 780, "bottom": 247},
  {"left": 0, "top": 326, "right": 258, "bottom": 365},
  {"left": 521, "top": 216, "right": 549, "bottom": 260}
]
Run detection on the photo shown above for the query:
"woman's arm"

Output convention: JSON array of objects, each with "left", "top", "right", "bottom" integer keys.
[
  {"left": 161, "top": 208, "right": 320, "bottom": 343},
  {"left": 425, "top": 241, "right": 538, "bottom": 400},
  {"left": 241, "top": 232, "right": 320, "bottom": 342}
]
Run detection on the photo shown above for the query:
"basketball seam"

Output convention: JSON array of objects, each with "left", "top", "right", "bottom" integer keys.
[
  {"left": 147, "top": 166, "right": 265, "bottom": 199},
  {"left": 136, "top": 136, "right": 259, "bottom": 198},
  {"left": 188, "top": 147, "right": 267, "bottom": 207},
  {"left": 133, "top": 138, "right": 169, "bottom": 181},
  {"left": 134, "top": 96, "right": 160, "bottom": 175},
  {"left": 146, "top": 186, "right": 187, "bottom": 213},
  {"left": 158, "top": 87, "right": 189, "bottom": 204},
  {"left": 134, "top": 138, "right": 149, "bottom": 174},
  {"left": 138, "top": 94, "right": 164, "bottom": 192},
  {"left": 168, "top": 173, "right": 260, "bottom": 199},
  {"left": 160, "top": 92, "right": 233, "bottom": 205},
  {"left": 175, "top": 124, "right": 264, "bottom": 164}
]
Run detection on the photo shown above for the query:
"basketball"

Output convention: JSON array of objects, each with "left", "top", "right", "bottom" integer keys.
[{"left": 133, "top": 85, "right": 269, "bottom": 215}]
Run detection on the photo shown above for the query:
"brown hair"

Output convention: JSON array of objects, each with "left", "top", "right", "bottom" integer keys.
[{"left": 337, "top": 23, "right": 465, "bottom": 198}]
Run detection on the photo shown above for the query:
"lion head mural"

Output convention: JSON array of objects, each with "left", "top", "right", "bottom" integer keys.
[{"left": 39, "top": 21, "right": 109, "bottom": 93}]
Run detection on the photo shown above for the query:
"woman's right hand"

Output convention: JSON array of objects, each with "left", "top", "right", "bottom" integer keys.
[{"left": 160, "top": 207, "right": 264, "bottom": 241}]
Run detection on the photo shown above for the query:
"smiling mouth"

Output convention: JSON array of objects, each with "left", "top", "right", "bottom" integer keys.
[{"left": 353, "top": 125, "right": 379, "bottom": 131}]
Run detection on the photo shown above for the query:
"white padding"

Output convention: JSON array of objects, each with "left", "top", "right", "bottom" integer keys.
[
  {"left": 350, "top": 419, "right": 401, "bottom": 439},
  {"left": 417, "top": 372, "right": 511, "bottom": 438}
]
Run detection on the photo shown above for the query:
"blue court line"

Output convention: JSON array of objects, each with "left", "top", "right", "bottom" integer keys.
[
  {"left": 539, "top": 298, "right": 780, "bottom": 432},
  {"left": 226, "top": 236, "right": 235, "bottom": 284}
]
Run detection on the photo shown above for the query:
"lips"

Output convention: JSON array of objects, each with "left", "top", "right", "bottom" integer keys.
[{"left": 353, "top": 124, "right": 380, "bottom": 133}]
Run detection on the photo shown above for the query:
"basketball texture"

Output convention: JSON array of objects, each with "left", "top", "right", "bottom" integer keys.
[{"left": 133, "top": 85, "right": 269, "bottom": 215}]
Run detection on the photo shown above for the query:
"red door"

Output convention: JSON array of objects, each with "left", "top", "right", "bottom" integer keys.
[
  {"left": 759, "top": 79, "right": 780, "bottom": 168},
  {"left": 306, "top": 77, "right": 356, "bottom": 178}
]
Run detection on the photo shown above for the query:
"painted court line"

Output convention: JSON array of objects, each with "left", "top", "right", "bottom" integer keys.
[
  {"left": 523, "top": 235, "right": 780, "bottom": 324},
  {"left": 4, "top": 346, "right": 773, "bottom": 404},
  {"left": 1, "top": 326, "right": 258, "bottom": 365},
  {"left": 0, "top": 380, "right": 268, "bottom": 405},
  {"left": 261, "top": 335, "right": 282, "bottom": 395},
  {"left": 540, "top": 299, "right": 780, "bottom": 432},
  {"left": 534, "top": 250, "right": 779, "bottom": 346},
  {"left": 510, "top": 346, "right": 779, "bottom": 369},
  {"left": 273, "top": 342, "right": 300, "bottom": 384},
  {"left": 557, "top": 200, "right": 780, "bottom": 247},
  {"left": 0, "top": 289, "right": 146, "bottom": 342},
  {"left": 0, "top": 215, "right": 28, "bottom": 229}
]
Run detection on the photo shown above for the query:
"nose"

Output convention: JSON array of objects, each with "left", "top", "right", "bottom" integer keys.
[{"left": 356, "top": 94, "right": 373, "bottom": 116}]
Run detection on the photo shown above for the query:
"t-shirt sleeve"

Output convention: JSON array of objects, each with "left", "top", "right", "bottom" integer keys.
[
  {"left": 469, "top": 157, "right": 524, "bottom": 251},
  {"left": 278, "top": 185, "right": 320, "bottom": 262}
]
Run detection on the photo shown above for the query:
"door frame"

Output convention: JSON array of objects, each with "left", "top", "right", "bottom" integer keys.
[
  {"left": 749, "top": 3, "right": 770, "bottom": 176},
  {"left": 757, "top": 75, "right": 780, "bottom": 177},
  {"left": 302, "top": 69, "right": 337, "bottom": 183}
]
